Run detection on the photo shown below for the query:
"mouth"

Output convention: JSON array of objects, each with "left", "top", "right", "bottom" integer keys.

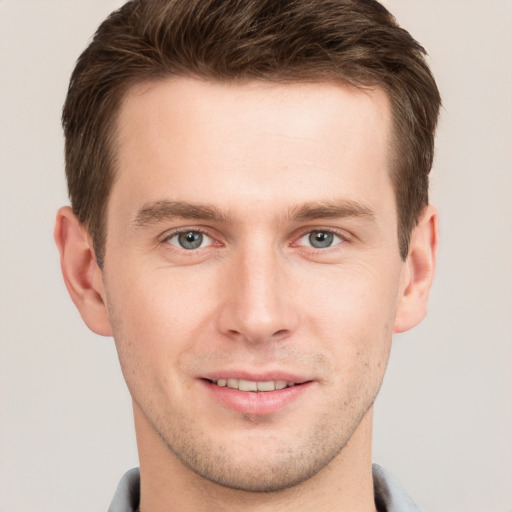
[
  {"left": 207, "top": 378, "right": 300, "bottom": 392},
  {"left": 201, "top": 375, "right": 312, "bottom": 415}
]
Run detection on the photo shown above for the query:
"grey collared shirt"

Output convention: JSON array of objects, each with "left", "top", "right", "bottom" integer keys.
[{"left": 108, "top": 464, "right": 421, "bottom": 512}]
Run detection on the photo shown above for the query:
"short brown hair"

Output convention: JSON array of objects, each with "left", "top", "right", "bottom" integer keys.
[{"left": 63, "top": 0, "right": 441, "bottom": 266}]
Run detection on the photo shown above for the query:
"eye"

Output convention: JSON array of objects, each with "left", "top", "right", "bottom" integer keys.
[
  {"left": 298, "top": 230, "right": 343, "bottom": 249},
  {"left": 167, "top": 230, "right": 213, "bottom": 250}
]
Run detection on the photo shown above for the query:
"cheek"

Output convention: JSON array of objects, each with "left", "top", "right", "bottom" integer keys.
[
  {"left": 300, "top": 262, "right": 400, "bottom": 372},
  {"left": 304, "top": 260, "right": 401, "bottom": 329},
  {"left": 104, "top": 263, "right": 227, "bottom": 386}
]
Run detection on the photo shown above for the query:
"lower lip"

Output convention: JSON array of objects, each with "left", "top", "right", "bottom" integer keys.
[{"left": 202, "top": 380, "right": 312, "bottom": 415}]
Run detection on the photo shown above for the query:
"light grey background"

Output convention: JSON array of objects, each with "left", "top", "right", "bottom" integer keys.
[{"left": 1, "top": 1, "right": 511, "bottom": 511}]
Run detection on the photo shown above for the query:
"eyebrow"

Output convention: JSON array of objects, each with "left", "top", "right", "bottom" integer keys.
[
  {"left": 133, "top": 198, "right": 376, "bottom": 228},
  {"left": 291, "top": 200, "right": 376, "bottom": 222},
  {"left": 134, "top": 200, "right": 230, "bottom": 228}
]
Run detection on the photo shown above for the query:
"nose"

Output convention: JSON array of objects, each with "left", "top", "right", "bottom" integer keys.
[{"left": 216, "top": 244, "right": 299, "bottom": 344}]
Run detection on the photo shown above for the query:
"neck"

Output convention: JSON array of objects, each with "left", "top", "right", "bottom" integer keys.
[{"left": 134, "top": 403, "right": 377, "bottom": 512}]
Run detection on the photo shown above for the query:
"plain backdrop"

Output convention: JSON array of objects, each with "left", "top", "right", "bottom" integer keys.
[{"left": 0, "top": 1, "right": 511, "bottom": 511}]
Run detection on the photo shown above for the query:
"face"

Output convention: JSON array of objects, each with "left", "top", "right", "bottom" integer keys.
[{"left": 102, "top": 78, "right": 408, "bottom": 491}]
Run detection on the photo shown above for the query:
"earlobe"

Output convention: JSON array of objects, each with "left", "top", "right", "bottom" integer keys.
[
  {"left": 54, "top": 206, "right": 113, "bottom": 336},
  {"left": 394, "top": 205, "right": 439, "bottom": 333}
]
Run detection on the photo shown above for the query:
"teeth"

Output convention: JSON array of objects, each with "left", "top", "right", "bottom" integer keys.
[
  {"left": 213, "top": 378, "right": 296, "bottom": 392},
  {"left": 227, "top": 378, "right": 238, "bottom": 389},
  {"left": 257, "top": 381, "right": 275, "bottom": 392},
  {"left": 239, "top": 379, "right": 258, "bottom": 391}
]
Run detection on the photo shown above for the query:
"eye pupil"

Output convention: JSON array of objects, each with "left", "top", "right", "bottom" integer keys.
[
  {"left": 178, "top": 231, "right": 203, "bottom": 249},
  {"left": 309, "top": 231, "right": 334, "bottom": 248}
]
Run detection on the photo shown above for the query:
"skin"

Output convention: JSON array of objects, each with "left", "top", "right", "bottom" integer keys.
[{"left": 55, "top": 78, "right": 438, "bottom": 512}]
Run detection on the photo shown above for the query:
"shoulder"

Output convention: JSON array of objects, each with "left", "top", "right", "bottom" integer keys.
[
  {"left": 373, "top": 464, "right": 422, "bottom": 512},
  {"left": 108, "top": 468, "right": 140, "bottom": 512}
]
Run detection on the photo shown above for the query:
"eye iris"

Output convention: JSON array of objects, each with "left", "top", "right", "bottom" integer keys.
[
  {"left": 178, "top": 231, "right": 203, "bottom": 249},
  {"left": 309, "top": 231, "right": 333, "bottom": 248}
]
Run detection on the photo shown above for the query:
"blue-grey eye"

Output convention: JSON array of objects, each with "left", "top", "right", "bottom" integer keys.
[
  {"left": 168, "top": 231, "right": 212, "bottom": 250},
  {"left": 300, "top": 230, "right": 342, "bottom": 249}
]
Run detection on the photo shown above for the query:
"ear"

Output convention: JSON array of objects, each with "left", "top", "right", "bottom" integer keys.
[
  {"left": 394, "top": 204, "right": 439, "bottom": 333},
  {"left": 54, "top": 206, "right": 113, "bottom": 336}
]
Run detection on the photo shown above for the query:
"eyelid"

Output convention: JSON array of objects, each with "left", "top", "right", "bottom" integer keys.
[
  {"left": 291, "top": 227, "right": 351, "bottom": 247},
  {"left": 160, "top": 226, "right": 219, "bottom": 249},
  {"left": 169, "top": 232, "right": 213, "bottom": 249},
  {"left": 158, "top": 225, "right": 351, "bottom": 252}
]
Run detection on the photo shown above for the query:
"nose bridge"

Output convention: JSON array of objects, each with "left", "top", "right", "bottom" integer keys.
[{"left": 217, "top": 238, "right": 296, "bottom": 343}]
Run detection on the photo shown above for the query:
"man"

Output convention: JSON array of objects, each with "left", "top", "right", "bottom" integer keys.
[{"left": 54, "top": 0, "right": 440, "bottom": 510}]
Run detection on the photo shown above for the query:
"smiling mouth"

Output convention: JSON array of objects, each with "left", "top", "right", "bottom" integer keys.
[
  {"left": 207, "top": 378, "right": 301, "bottom": 392},
  {"left": 203, "top": 377, "right": 312, "bottom": 414}
]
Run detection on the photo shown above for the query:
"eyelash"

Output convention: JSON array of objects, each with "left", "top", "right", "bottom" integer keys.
[
  {"left": 160, "top": 227, "right": 350, "bottom": 253},
  {"left": 292, "top": 228, "right": 348, "bottom": 251},
  {"left": 162, "top": 228, "right": 216, "bottom": 249}
]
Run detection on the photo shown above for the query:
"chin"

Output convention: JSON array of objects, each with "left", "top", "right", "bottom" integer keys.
[{"left": 158, "top": 416, "right": 355, "bottom": 494}]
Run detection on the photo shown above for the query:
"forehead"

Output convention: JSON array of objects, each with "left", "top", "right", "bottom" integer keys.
[
  {"left": 118, "top": 77, "right": 391, "bottom": 150},
  {"left": 111, "top": 77, "right": 394, "bottom": 222}
]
